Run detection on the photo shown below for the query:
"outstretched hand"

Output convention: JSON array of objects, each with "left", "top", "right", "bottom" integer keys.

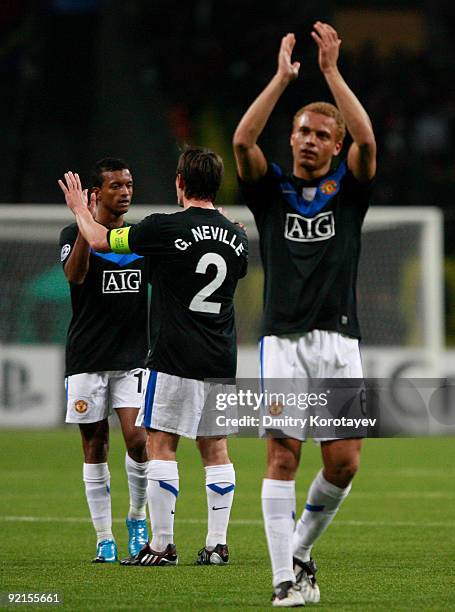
[
  {"left": 311, "top": 21, "right": 341, "bottom": 73},
  {"left": 58, "top": 171, "right": 96, "bottom": 216},
  {"left": 217, "top": 207, "right": 247, "bottom": 231},
  {"left": 277, "top": 33, "right": 300, "bottom": 82}
]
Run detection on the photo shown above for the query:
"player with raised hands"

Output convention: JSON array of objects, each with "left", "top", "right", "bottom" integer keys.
[{"left": 233, "top": 21, "right": 376, "bottom": 607}]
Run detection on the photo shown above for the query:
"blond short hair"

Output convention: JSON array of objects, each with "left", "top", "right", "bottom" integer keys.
[{"left": 293, "top": 102, "right": 346, "bottom": 142}]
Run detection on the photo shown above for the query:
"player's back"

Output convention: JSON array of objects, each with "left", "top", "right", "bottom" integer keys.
[{"left": 126, "top": 208, "right": 248, "bottom": 380}]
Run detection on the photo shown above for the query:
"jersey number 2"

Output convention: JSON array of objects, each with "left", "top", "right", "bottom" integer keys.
[{"left": 189, "top": 252, "right": 227, "bottom": 314}]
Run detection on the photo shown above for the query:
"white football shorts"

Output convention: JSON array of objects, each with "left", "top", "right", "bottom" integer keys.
[
  {"left": 65, "top": 368, "right": 147, "bottom": 424},
  {"left": 136, "top": 370, "right": 238, "bottom": 439},
  {"left": 259, "top": 330, "right": 365, "bottom": 441}
]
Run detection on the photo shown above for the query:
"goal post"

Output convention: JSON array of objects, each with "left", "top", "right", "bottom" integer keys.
[{"left": 359, "top": 207, "right": 444, "bottom": 356}]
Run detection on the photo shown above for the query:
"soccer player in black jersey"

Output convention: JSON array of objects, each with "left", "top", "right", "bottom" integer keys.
[
  {"left": 233, "top": 23, "right": 376, "bottom": 606},
  {"left": 59, "top": 158, "right": 149, "bottom": 564},
  {"left": 59, "top": 147, "right": 248, "bottom": 567}
]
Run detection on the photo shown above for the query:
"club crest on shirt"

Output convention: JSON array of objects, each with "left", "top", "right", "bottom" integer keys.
[
  {"left": 320, "top": 179, "right": 338, "bottom": 195},
  {"left": 74, "top": 399, "right": 88, "bottom": 413},
  {"left": 269, "top": 402, "right": 283, "bottom": 416},
  {"left": 285, "top": 211, "right": 335, "bottom": 242}
]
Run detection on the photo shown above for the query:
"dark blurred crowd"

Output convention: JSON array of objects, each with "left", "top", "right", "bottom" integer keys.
[
  {"left": 134, "top": 2, "right": 455, "bottom": 245},
  {"left": 1, "top": 0, "right": 454, "bottom": 251}
]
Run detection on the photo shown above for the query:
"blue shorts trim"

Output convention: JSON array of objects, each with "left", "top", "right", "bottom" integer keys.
[{"left": 143, "top": 370, "right": 158, "bottom": 428}]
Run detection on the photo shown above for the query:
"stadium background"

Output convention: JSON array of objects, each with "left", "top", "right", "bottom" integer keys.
[{"left": 1, "top": 1, "right": 455, "bottom": 609}]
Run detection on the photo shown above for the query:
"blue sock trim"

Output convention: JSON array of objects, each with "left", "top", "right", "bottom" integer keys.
[
  {"left": 207, "top": 483, "right": 235, "bottom": 496},
  {"left": 159, "top": 480, "right": 179, "bottom": 498},
  {"left": 305, "top": 503, "right": 325, "bottom": 512}
]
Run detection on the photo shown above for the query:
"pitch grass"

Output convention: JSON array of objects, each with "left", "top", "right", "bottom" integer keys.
[{"left": 1, "top": 432, "right": 455, "bottom": 611}]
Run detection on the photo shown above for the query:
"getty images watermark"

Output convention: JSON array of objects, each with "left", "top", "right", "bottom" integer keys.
[
  {"left": 214, "top": 389, "right": 375, "bottom": 431},
  {"left": 210, "top": 381, "right": 376, "bottom": 437},
  {"left": 206, "top": 378, "right": 455, "bottom": 438}
]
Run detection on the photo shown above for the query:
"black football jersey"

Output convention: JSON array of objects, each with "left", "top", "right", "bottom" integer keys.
[
  {"left": 108, "top": 207, "right": 248, "bottom": 380},
  {"left": 239, "top": 160, "right": 372, "bottom": 339},
  {"left": 59, "top": 223, "right": 148, "bottom": 376}
]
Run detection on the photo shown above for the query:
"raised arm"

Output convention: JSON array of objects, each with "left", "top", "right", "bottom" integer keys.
[
  {"left": 312, "top": 21, "right": 376, "bottom": 182},
  {"left": 63, "top": 231, "right": 91, "bottom": 284},
  {"left": 233, "top": 33, "right": 301, "bottom": 183},
  {"left": 58, "top": 172, "right": 110, "bottom": 252}
]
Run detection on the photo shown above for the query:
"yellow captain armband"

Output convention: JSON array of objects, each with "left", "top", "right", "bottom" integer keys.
[{"left": 109, "top": 226, "right": 132, "bottom": 253}]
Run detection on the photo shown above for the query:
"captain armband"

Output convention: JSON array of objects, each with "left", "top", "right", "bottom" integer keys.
[{"left": 109, "top": 226, "right": 132, "bottom": 253}]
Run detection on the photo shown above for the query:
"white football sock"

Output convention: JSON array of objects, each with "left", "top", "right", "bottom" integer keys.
[
  {"left": 83, "top": 462, "right": 113, "bottom": 544},
  {"left": 125, "top": 453, "right": 148, "bottom": 520},
  {"left": 293, "top": 469, "right": 351, "bottom": 562},
  {"left": 262, "top": 478, "right": 296, "bottom": 587},
  {"left": 205, "top": 463, "right": 235, "bottom": 548},
  {"left": 147, "top": 460, "right": 179, "bottom": 551}
]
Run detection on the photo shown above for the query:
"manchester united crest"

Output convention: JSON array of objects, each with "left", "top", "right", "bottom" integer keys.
[
  {"left": 269, "top": 402, "right": 283, "bottom": 416},
  {"left": 74, "top": 399, "right": 88, "bottom": 414},
  {"left": 320, "top": 179, "right": 337, "bottom": 195}
]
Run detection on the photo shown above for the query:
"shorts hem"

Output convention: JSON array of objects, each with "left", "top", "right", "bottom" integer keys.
[
  {"left": 196, "top": 429, "right": 238, "bottom": 438},
  {"left": 65, "top": 416, "right": 107, "bottom": 425},
  {"left": 147, "top": 422, "right": 197, "bottom": 440},
  {"left": 260, "top": 427, "right": 306, "bottom": 442}
]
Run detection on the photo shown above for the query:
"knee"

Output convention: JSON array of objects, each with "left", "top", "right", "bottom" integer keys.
[
  {"left": 147, "top": 430, "right": 178, "bottom": 461},
  {"left": 339, "top": 460, "right": 359, "bottom": 485},
  {"left": 126, "top": 431, "right": 147, "bottom": 463},
  {"left": 80, "top": 422, "right": 110, "bottom": 463},
  {"left": 84, "top": 439, "right": 109, "bottom": 463},
  {"left": 202, "top": 449, "right": 230, "bottom": 466},
  {"left": 197, "top": 438, "right": 230, "bottom": 466},
  {"left": 268, "top": 445, "right": 300, "bottom": 480},
  {"left": 325, "top": 458, "right": 359, "bottom": 488}
]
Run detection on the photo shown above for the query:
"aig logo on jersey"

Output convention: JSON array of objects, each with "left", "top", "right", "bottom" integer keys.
[
  {"left": 285, "top": 211, "right": 335, "bottom": 242},
  {"left": 103, "top": 269, "right": 142, "bottom": 293}
]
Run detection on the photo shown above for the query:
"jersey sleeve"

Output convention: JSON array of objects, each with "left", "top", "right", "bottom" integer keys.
[
  {"left": 342, "top": 169, "right": 374, "bottom": 220},
  {"left": 237, "top": 163, "right": 279, "bottom": 217},
  {"left": 238, "top": 227, "right": 249, "bottom": 279},
  {"left": 108, "top": 214, "right": 163, "bottom": 256},
  {"left": 59, "top": 224, "right": 78, "bottom": 267}
]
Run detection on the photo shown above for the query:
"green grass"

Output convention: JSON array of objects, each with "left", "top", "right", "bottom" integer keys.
[{"left": 1, "top": 432, "right": 454, "bottom": 610}]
